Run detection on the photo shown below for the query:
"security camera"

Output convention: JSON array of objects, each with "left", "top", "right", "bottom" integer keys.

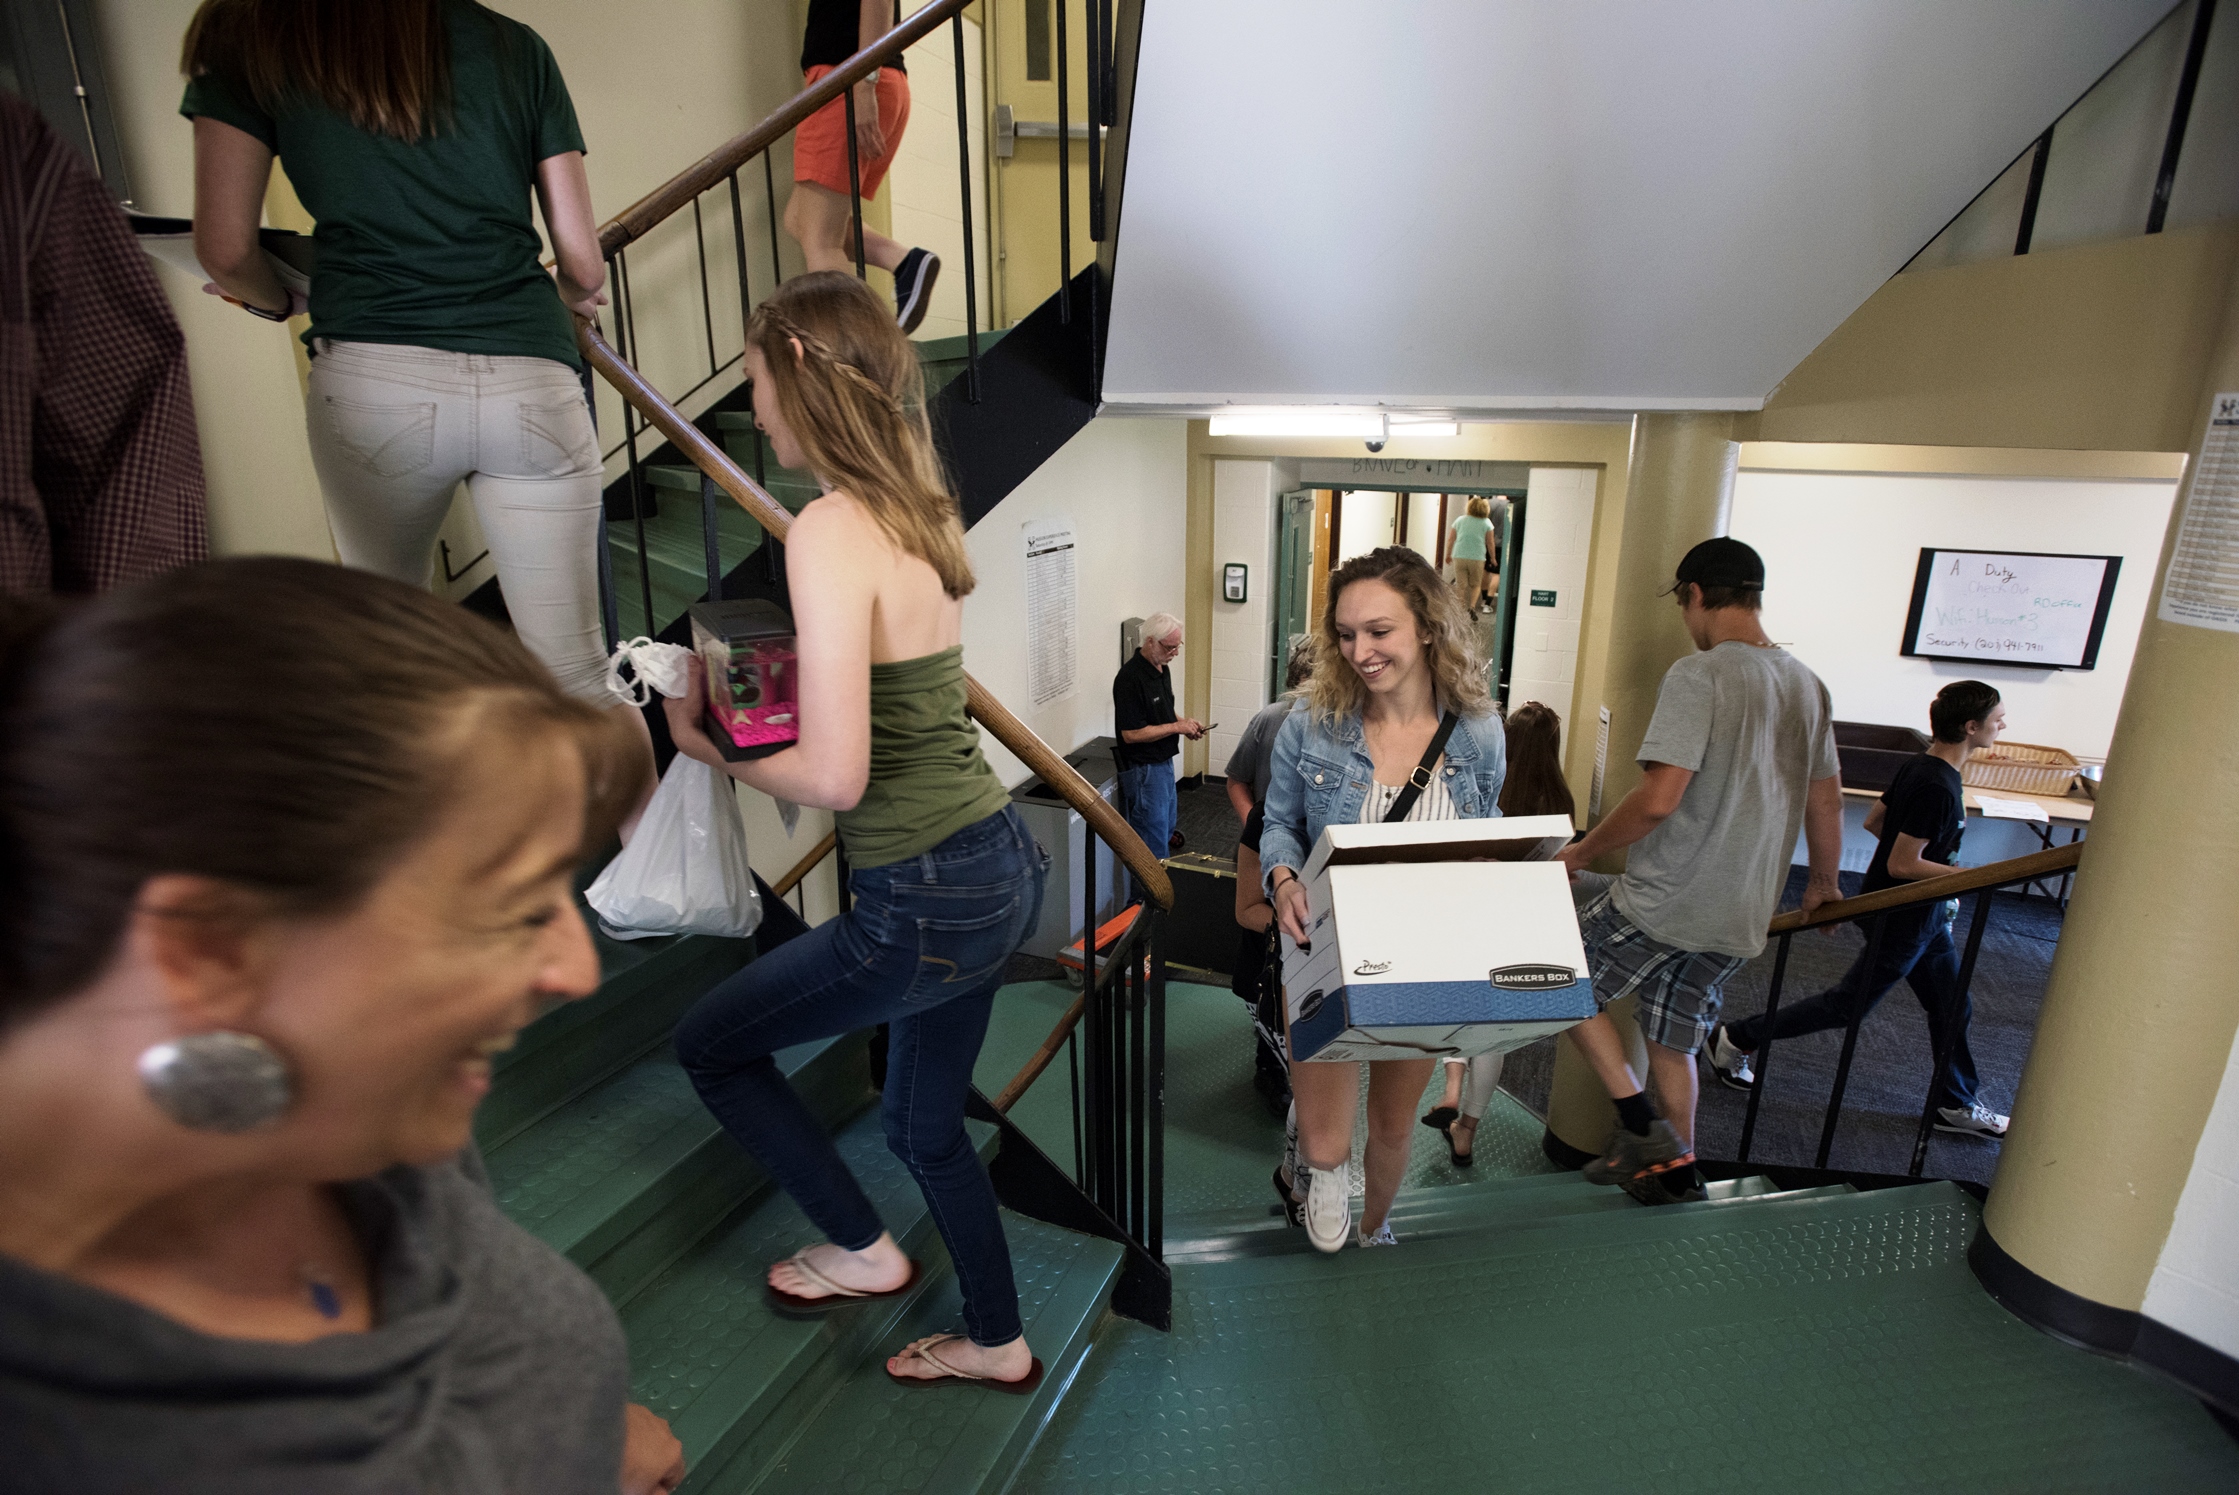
[{"left": 1364, "top": 439, "right": 1385, "bottom": 453}]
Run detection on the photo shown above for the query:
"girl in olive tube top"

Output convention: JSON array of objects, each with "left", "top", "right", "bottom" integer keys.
[{"left": 662, "top": 272, "right": 1048, "bottom": 1392}]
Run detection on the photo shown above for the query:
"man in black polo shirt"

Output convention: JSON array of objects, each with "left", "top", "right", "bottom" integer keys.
[
  {"left": 1708, "top": 679, "right": 2013, "bottom": 1139},
  {"left": 1112, "top": 612, "right": 1202, "bottom": 869}
]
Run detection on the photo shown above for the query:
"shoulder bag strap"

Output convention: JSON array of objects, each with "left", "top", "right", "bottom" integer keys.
[{"left": 1382, "top": 709, "right": 1460, "bottom": 823}]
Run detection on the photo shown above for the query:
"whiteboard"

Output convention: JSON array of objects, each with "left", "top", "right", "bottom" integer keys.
[{"left": 1901, "top": 549, "right": 2122, "bottom": 670}]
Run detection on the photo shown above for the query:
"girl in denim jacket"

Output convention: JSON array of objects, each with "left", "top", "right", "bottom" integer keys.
[{"left": 1261, "top": 547, "right": 1506, "bottom": 1250}]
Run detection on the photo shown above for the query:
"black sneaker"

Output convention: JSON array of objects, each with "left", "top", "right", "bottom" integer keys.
[
  {"left": 893, "top": 247, "right": 940, "bottom": 333},
  {"left": 1705, "top": 1023, "right": 1756, "bottom": 1091}
]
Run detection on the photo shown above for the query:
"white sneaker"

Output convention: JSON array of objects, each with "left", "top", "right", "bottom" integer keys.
[
  {"left": 1304, "top": 1165, "right": 1351, "bottom": 1253},
  {"left": 1356, "top": 1221, "right": 1396, "bottom": 1248},
  {"left": 1705, "top": 1024, "right": 1755, "bottom": 1090},
  {"left": 1935, "top": 1103, "right": 2010, "bottom": 1138}
]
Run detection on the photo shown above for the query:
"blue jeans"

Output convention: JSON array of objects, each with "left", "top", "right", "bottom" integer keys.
[
  {"left": 676, "top": 807, "right": 1048, "bottom": 1346},
  {"left": 1118, "top": 759, "right": 1176, "bottom": 870},
  {"left": 1729, "top": 900, "right": 1980, "bottom": 1111}
]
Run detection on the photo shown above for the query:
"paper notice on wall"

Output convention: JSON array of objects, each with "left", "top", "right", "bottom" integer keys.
[
  {"left": 2159, "top": 392, "right": 2239, "bottom": 634},
  {"left": 1024, "top": 518, "right": 1077, "bottom": 707}
]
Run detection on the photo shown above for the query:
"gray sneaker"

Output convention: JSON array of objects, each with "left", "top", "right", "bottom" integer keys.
[
  {"left": 1935, "top": 1102, "right": 2010, "bottom": 1138},
  {"left": 1582, "top": 1119, "right": 1692, "bottom": 1188}
]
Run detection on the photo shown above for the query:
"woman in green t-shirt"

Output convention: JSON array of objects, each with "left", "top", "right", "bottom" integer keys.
[
  {"left": 182, "top": 0, "right": 650, "bottom": 785},
  {"left": 1448, "top": 495, "right": 1495, "bottom": 618},
  {"left": 662, "top": 272, "right": 1049, "bottom": 1393}
]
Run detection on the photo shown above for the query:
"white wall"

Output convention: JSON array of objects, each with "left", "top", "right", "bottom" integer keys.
[
  {"left": 2142, "top": 1026, "right": 2239, "bottom": 1363},
  {"left": 963, "top": 417, "right": 1189, "bottom": 786},
  {"left": 1730, "top": 470, "right": 2178, "bottom": 759},
  {"left": 1401, "top": 493, "right": 1443, "bottom": 560},
  {"left": 1103, "top": 0, "right": 2167, "bottom": 415},
  {"left": 1209, "top": 460, "right": 1279, "bottom": 775},
  {"left": 1507, "top": 467, "right": 1599, "bottom": 747},
  {"left": 1336, "top": 490, "right": 1395, "bottom": 562}
]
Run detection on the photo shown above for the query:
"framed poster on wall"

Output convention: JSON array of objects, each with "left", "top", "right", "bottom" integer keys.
[{"left": 1899, "top": 549, "right": 2122, "bottom": 670}]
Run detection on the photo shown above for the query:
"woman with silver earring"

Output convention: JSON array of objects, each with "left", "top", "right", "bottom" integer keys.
[{"left": 0, "top": 558, "right": 686, "bottom": 1494}]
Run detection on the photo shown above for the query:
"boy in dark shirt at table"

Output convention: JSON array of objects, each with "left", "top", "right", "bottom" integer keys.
[{"left": 1706, "top": 680, "right": 2013, "bottom": 1139}]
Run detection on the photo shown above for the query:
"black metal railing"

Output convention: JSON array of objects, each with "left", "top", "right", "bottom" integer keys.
[{"left": 1732, "top": 841, "right": 2083, "bottom": 1178}]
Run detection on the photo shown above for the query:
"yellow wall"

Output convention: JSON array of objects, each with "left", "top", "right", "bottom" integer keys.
[
  {"left": 1741, "top": 223, "right": 2239, "bottom": 455},
  {"left": 1181, "top": 420, "right": 1634, "bottom": 806}
]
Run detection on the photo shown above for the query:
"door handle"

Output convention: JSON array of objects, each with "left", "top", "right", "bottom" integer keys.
[{"left": 994, "top": 103, "right": 1106, "bottom": 158}]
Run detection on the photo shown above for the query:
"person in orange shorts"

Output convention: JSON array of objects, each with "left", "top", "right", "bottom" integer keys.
[{"left": 787, "top": 0, "right": 941, "bottom": 332}]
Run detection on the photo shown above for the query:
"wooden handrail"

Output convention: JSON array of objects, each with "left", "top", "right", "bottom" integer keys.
[
  {"left": 596, "top": 0, "right": 972, "bottom": 256},
  {"left": 992, "top": 993, "right": 1087, "bottom": 1113},
  {"left": 770, "top": 831, "right": 838, "bottom": 900},
  {"left": 579, "top": 322, "right": 1174, "bottom": 911},
  {"left": 1766, "top": 842, "right": 2083, "bottom": 936}
]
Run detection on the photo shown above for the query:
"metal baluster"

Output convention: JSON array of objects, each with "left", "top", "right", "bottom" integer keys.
[
  {"left": 699, "top": 473, "right": 722, "bottom": 602},
  {"left": 1085, "top": 0, "right": 1102, "bottom": 243},
  {"left": 763, "top": 153, "right": 784, "bottom": 282},
  {"left": 1129, "top": 926, "right": 1146, "bottom": 1241},
  {"left": 612, "top": 250, "right": 656, "bottom": 637},
  {"left": 1735, "top": 931, "right": 1791, "bottom": 1163},
  {"left": 952, "top": 12, "right": 981, "bottom": 403},
  {"left": 1148, "top": 912, "right": 1165, "bottom": 1261},
  {"left": 1068, "top": 1026, "right": 1085, "bottom": 1186},
  {"left": 1099, "top": 0, "right": 1115, "bottom": 127},
  {"left": 843, "top": 86, "right": 867, "bottom": 280},
  {"left": 834, "top": 842, "right": 852, "bottom": 916},
  {"left": 729, "top": 173, "right": 754, "bottom": 327},
  {"left": 1910, "top": 889, "right": 1997, "bottom": 1177},
  {"left": 581, "top": 362, "right": 621, "bottom": 651},
  {"left": 1055, "top": 0, "right": 1071, "bottom": 322},
  {"left": 692, "top": 196, "right": 718, "bottom": 375},
  {"left": 1815, "top": 911, "right": 1891, "bottom": 1170}
]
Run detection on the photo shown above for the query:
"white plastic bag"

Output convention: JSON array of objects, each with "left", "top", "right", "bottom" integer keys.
[
  {"left": 586, "top": 754, "right": 763, "bottom": 941},
  {"left": 585, "top": 637, "right": 760, "bottom": 940}
]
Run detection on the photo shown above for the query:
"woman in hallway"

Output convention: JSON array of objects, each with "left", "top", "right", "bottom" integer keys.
[
  {"left": 0, "top": 558, "right": 686, "bottom": 1493},
  {"left": 786, "top": 0, "right": 942, "bottom": 331},
  {"left": 664, "top": 272, "right": 1047, "bottom": 1390},
  {"left": 1421, "top": 701, "right": 1575, "bottom": 1163},
  {"left": 183, "top": 0, "right": 654, "bottom": 818},
  {"left": 1263, "top": 547, "right": 1506, "bottom": 1250},
  {"left": 1447, "top": 496, "right": 1495, "bottom": 618}
]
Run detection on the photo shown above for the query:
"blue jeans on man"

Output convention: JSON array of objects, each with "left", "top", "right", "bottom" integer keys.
[
  {"left": 1728, "top": 900, "right": 1979, "bottom": 1111},
  {"left": 1116, "top": 760, "right": 1176, "bottom": 893}
]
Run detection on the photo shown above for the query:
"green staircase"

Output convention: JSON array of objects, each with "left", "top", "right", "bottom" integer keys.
[
  {"left": 608, "top": 332, "right": 1008, "bottom": 638},
  {"left": 488, "top": 953, "right": 2239, "bottom": 1495}
]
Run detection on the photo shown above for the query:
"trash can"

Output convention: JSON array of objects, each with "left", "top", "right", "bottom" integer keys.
[{"left": 1010, "top": 736, "right": 1124, "bottom": 960}]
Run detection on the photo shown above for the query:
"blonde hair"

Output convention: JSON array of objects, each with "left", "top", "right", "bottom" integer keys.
[
  {"left": 748, "top": 272, "right": 974, "bottom": 598},
  {"left": 1466, "top": 495, "right": 1491, "bottom": 519},
  {"left": 1308, "top": 546, "right": 1491, "bottom": 722}
]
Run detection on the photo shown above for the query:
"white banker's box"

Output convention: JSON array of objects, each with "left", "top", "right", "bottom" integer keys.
[{"left": 1281, "top": 815, "right": 1594, "bottom": 1063}]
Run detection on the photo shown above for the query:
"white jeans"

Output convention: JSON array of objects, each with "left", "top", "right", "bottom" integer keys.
[
  {"left": 306, "top": 339, "right": 619, "bottom": 704},
  {"left": 1441, "top": 1051, "right": 1505, "bottom": 1120}
]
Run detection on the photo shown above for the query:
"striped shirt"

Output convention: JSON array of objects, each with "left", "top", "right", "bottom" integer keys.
[{"left": 1359, "top": 758, "right": 1457, "bottom": 824}]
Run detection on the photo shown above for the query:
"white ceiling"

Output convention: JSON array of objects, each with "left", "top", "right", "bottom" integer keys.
[{"left": 1102, "top": 0, "right": 2174, "bottom": 418}]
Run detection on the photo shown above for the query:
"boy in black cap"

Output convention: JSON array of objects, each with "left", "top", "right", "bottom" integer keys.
[
  {"left": 1556, "top": 538, "right": 1845, "bottom": 1201},
  {"left": 1708, "top": 680, "right": 2012, "bottom": 1139}
]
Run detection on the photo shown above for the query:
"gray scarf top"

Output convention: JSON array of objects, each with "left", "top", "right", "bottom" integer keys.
[{"left": 0, "top": 1153, "right": 627, "bottom": 1494}]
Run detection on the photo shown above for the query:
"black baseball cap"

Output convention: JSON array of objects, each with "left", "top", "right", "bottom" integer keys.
[{"left": 1664, "top": 537, "right": 1765, "bottom": 595}]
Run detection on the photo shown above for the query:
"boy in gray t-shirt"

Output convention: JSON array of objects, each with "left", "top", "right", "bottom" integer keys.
[{"left": 1554, "top": 539, "right": 1844, "bottom": 1203}]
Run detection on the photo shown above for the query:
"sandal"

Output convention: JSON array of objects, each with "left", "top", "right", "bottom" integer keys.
[
  {"left": 885, "top": 1333, "right": 1046, "bottom": 1395},
  {"left": 1420, "top": 1105, "right": 1459, "bottom": 1133},
  {"left": 1443, "top": 1120, "right": 1476, "bottom": 1169},
  {"left": 763, "top": 1249, "right": 924, "bottom": 1318}
]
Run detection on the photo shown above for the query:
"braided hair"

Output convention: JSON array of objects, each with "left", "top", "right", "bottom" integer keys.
[{"left": 748, "top": 272, "right": 974, "bottom": 598}]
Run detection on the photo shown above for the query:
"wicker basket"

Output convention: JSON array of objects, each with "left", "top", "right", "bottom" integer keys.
[{"left": 1961, "top": 742, "right": 2080, "bottom": 797}]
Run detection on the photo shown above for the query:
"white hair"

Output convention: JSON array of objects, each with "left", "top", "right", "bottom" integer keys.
[{"left": 1141, "top": 612, "right": 1182, "bottom": 643}]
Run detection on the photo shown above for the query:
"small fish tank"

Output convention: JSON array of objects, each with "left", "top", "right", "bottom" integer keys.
[{"left": 687, "top": 599, "right": 797, "bottom": 761}]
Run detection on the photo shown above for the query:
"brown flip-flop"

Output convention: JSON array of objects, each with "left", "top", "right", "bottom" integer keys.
[
  {"left": 884, "top": 1333, "right": 1046, "bottom": 1395},
  {"left": 763, "top": 1249, "right": 924, "bottom": 1318}
]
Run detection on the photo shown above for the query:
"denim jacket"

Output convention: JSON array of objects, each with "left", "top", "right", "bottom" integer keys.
[{"left": 1259, "top": 703, "right": 1507, "bottom": 896}]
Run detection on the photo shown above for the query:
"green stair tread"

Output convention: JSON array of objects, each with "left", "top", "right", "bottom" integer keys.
[
  {"left": 735, "top": 1210, "right": 1122, "bottom": 1495},
  {"left": 976, "top": 980, "right": 1556, "bottom": 1222},
  {"left": 485, "top": 1037, "right": 845, "bottom": 1257},
  {"left": 1019, "top": 1182, "right": 2239, "bottom": 1494},
  {"left": 621, "top": 1112, "right": 1000, "bottom": 1453}
]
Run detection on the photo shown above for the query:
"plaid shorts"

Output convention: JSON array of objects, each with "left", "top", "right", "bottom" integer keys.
[{"left": 1577, "top": 888, "right": 1748, "bottom": 1057}]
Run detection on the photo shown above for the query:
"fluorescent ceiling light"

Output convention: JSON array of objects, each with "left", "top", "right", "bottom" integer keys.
[
  {"left": 1208, "top": 411, "right": 1387, "bottom": 438},
  {"left": 1387, "top": 418, "right": 1461, "bottom": 437}
]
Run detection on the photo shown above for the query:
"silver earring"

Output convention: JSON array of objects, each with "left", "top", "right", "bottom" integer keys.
[{"left": 137, "top": 1032, "right": 294, "bottom": 1133}]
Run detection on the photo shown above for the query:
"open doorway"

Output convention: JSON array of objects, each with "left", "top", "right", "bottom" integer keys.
[{"left": 1272, "top": 485, "right": 1529, "bottom": 709}]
